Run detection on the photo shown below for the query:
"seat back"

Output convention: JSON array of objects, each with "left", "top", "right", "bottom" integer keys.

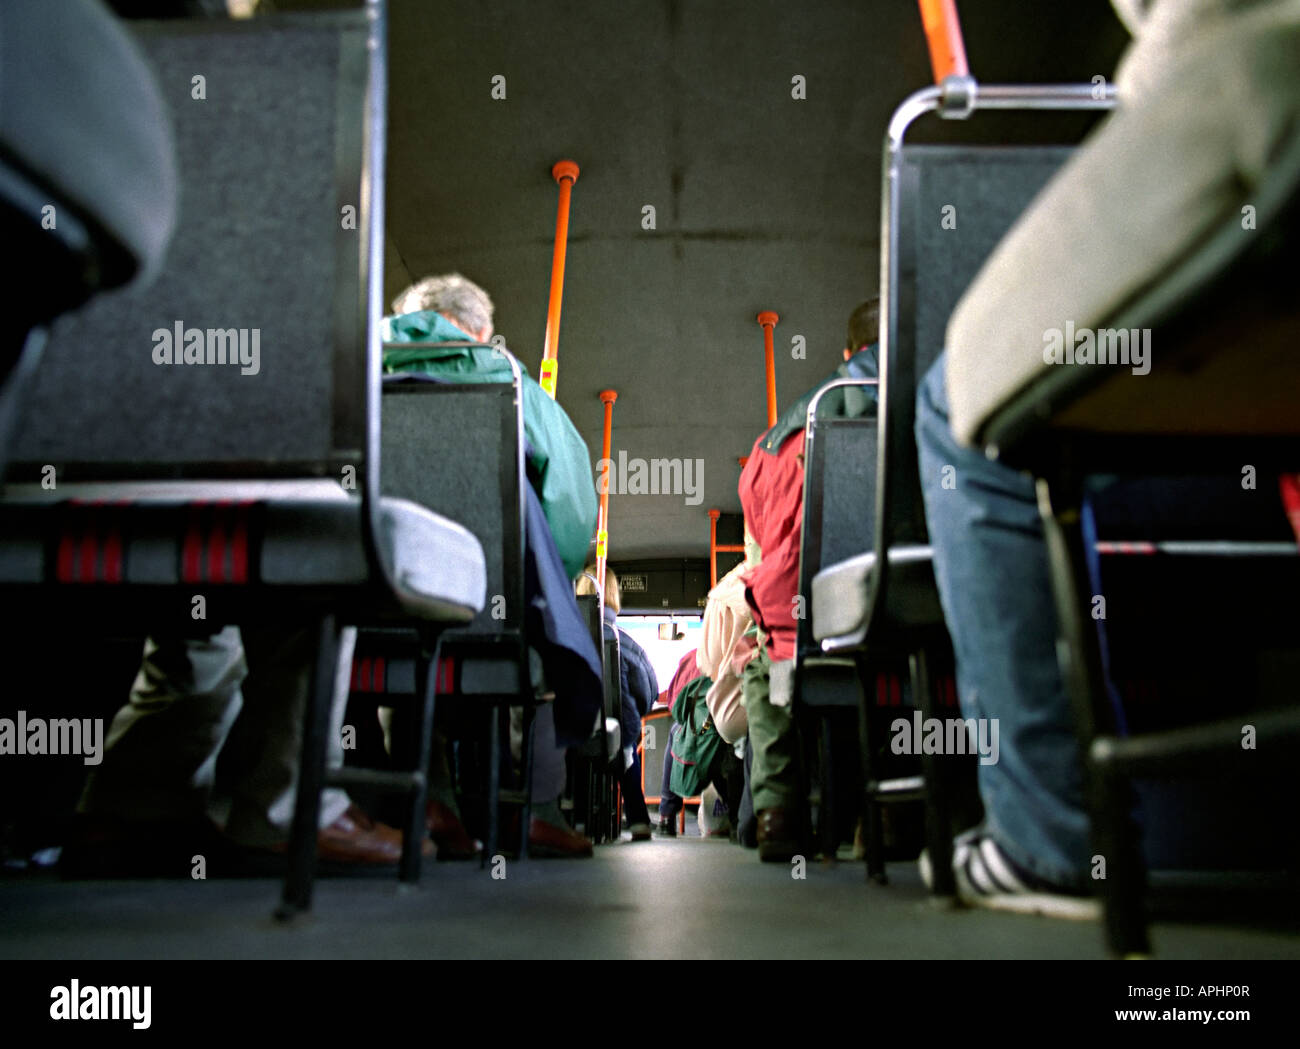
[
  {"left": 575, "top": 593, "right": 604, "bottom": 653},
  {"left": 603, "top": 632, "right": 623, "bottom": 732},
  {"left": 9, "top": 11, "right": 378, "bottom": 488},
  {"left": 380, "top": 374, "right": 525, "bottom": 641},
  {"left": 872, "top": 144, "right": 1072, "bottom": 627},
  {"left": 797, "top": 382, "right": 877, "bottom": 658}
]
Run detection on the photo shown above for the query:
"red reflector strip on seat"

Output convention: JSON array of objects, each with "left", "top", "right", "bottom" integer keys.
[
  {"left": 56, "top": 532, "right": 77, "bottom": 583},
  {"left": 102, "top": 525, "right": 124, "bottom": 583},
  {"left": 182, "top": 503, "right": 206, "bottom": 583},
  {"left": 208, "top": 503, "right": 229, "bottom": 584},
  {"left": 78, "top": 524, "right": 98, "bottom": 583},
  {"left": 230, "top": 502, "right": 251, "bottom": 584}
]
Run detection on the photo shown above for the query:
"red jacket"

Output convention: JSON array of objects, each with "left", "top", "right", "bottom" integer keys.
[
  {"left": 656, "top": 647, "right": 702, "bottom": 708},
  {"left": 738, "top": 428, "right": 805, "bottom": 662}
]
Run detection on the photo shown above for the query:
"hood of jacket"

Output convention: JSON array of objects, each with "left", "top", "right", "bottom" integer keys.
[{"left": 382, "top": 310, "right": 525, "bottom": 380}]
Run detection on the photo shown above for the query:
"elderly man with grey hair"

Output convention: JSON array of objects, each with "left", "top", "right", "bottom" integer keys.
[
  {"left": 383, "top": 272, "right": 602, "bottom": 857},
  {"left": 915, "top": 0, "right": 1300, "bottom": 916},
  {"left": 383, "top": 273, "right": 598, "bottom": 581}
]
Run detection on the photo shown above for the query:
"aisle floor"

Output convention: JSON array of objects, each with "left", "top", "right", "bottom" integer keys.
[{"left": 2, "top": 831, "right": 1296, "bottom": 960}]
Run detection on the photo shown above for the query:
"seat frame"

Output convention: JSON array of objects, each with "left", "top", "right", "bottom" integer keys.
[{"left": 816, "top": 78, "right": 1117, "bottom": 890}]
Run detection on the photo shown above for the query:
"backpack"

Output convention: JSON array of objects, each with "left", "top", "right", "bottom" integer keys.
[{"left": 669, "top": 675, "right": 721, "bottom": 798}]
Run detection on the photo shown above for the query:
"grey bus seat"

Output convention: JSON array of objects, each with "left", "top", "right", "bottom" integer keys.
[
  {"left": 0, "top": 4, "right": 485, "bottom": 914},
  {"left": 568, "top": 590, "right": 621, "bottom": 842},
  {"left": 791, "top": 383, "right": 877, "bottom": 857},
  {"left": 367, "top": 371, "right": 543, "bottom": 860},
  {"left": 811, "top": 139, "right": 1075, "bottom": 887},
  {"left": 811, "top": 545, "right": 939, "bottom": 645},
  {"left": 796, "top": 389, "right": 878, "bottom": 678}
]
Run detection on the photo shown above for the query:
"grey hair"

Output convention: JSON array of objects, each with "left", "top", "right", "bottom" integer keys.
[{"left": 390, "top": 273, "right": 494, "bottom": 336}]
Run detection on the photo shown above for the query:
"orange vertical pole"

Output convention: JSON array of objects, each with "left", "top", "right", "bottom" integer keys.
[
  {"left": 756, "top": 311, "right": 779, "bottom": 428},
  {"left": 541, "top": 159, "right": 580, "bottom": 399},
  {"left": 708, "top": 507, "right": 746, "bottom": 588},
  {"left": 708, "top": 509, "right": 721, "bottom": 587},
  {"left": 918, "top": 0, "right": 969, "bottom": 83},
  {"left": 596, "top": 389, "right": 617, "bottom": 592}
]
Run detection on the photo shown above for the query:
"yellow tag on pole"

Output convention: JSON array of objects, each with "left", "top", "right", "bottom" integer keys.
[
  {"left": 595, "top": 529, "right": 608, "bottom": 559},
  {"left": 540, "top": 358, "right": 558, "bottom": 398}
]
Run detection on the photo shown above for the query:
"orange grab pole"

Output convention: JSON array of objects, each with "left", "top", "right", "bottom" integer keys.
[
  {"left": 596, "top": 389, "right": 617, "bottom": 593},
  {"left": 708, "top": 508, "right": 745, "bottom": 588},
  {"left": 541, "top": 159, "right": 580, "bottom": 399},
  {"left": 918, "top": 0, "right": 969, "bottom": 83},
  {"left": 756, "top": 311, "right": 779, "bottom": 428}
]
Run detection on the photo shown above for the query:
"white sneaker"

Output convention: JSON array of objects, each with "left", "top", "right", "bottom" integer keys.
[{"left": 920, "top": 830, "right": 1101, "bottom": 921}]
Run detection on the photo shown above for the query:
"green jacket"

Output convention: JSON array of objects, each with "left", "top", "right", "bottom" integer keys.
[
  {"left": 382, "top": 311, "right": 598, "bottom": 580},
  {"left": 669, "top": 674, "right": 721, "bottom": 798}
]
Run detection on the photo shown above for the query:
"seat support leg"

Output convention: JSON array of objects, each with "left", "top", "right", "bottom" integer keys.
[
  {"left": 1038, "top": 473, "right": 1148, "bottom": 956},
  {"left": 277, "top": 613, "right": 338, "bottom": 920}
]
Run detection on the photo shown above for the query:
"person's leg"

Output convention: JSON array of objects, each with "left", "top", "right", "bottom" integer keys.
[
  {"left": 620, "top": 749, "right": 651, "bottom": 834},
  {"left": 220, "top": 624, "right": 354, "bottom": 847},
  {"left": 916, "top": 356, "right": 1090, "bottom": 890},
  {"left": 657, "top": 722, "right": 683, "bottom": 832},
  {"left": 743, "top": 648, "right": 804, "bottom": 858},
  {"left": 78, "top": 627, "right": 247, "bottom": 824},
  {"left": 525, "top": 702, "right": 592, "bottom": 856},
  {"left": 737, "top": 734, "right": 756, "bottom": 847},
  {"left": 715, "top": 740, "right": 745, "bottom": 836}
]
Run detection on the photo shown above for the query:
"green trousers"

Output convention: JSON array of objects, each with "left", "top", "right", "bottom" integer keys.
[{"left": 742, "top": 646, "right": 801, "bottom": 813}]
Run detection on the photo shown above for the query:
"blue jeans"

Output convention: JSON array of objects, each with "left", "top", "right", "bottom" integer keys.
[
  {"left": 658, "top": 722, "right": 683, "bottom": 824},
  {"left": 915, "top": 355, "right": 1090, "bottom": 888}
]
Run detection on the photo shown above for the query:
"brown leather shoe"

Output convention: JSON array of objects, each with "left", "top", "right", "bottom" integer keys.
[
  {"left": 527, "top": 816, "right": 593, "bottom": 858},
  {"left": 757, "top": 807, "right": 801, "bottom": 863},
  {"left": 425, "top": 800, "right": 482, "bottom": 861},
  {"left": 315, "top": 804, "right": 431, "bottom": 865}
]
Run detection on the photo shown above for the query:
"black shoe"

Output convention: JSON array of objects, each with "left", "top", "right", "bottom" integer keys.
[
  {"left": 654, "top": 818, "right": 677, "bottom": 838},
  {"left": 756, "top": 807, "right": 803, "bottom": 862}
]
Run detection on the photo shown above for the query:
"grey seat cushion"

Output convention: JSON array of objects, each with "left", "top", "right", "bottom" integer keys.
[
  {"left": 376, "top": 495, "right": 484, "bottom": 615},
  {"left": 0, "top": 481, "right": 485, "bottom": 623},
  {"left": 811, "top": 545, "right": 938, "bottom": 646}
]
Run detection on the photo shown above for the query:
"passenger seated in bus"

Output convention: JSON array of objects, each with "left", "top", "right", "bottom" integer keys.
[
  {"left": 384, "top": 272, "right": 602, "bottom": 858},
  {"left": 914, "top": 0, "right": 1300, "bottom": 916},
  {"left": 69, "top": 625, "right": 419, "bottom": 874},
  {"left": 68, "top": 274, "right": 604, "bottom": 872},
  {"left": 698, "top": 551, "right": 755, "bottom": 746},
  {"left": 658, "top": 647, "right": 700, "bottom": 709},
  {"left": 384, "top": 273, "right": 598, "bottom": 580},
  {"left": 576, "top": 567, "right": 659, "bottom": 842},
  {"left": 738, "top": 299, "right": 880, "bottom": 861},
  {"left": 654, "top": 647, "right": 701, "bottom": 835}
]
